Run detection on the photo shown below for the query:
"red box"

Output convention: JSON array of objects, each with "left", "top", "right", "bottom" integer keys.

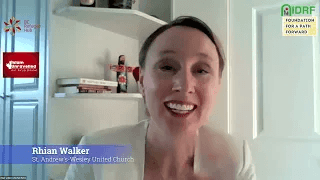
[{"left": 3, "top": 52, "right": 39, "bottom": 78}]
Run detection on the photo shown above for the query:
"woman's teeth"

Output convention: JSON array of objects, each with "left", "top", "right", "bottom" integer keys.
[
  {"left": 171, "top": 109, "right": 191, "bottom": 114},
  {"left": 166, "top": 103, "right": 195, "bottom": 111}
]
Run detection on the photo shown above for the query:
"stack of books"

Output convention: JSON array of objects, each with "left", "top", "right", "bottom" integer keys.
[{"left": 56, "top": 78, "right": 118, "bottom": 94}]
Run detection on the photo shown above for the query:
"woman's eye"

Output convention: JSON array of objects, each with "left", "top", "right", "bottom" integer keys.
[
  {"left": 197, "top": 69, "right": 209, "bottom": 74},
  {"left": 160, "top": 66, "right": 174, "bottom": 71}
]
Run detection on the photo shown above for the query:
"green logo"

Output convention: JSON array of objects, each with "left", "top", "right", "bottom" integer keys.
[{"left": 281, "top": 4, "right": 315, "bottom": 16}]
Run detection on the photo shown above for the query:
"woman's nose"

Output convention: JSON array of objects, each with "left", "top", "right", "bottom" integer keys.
[{"left": 172, "top": 70, "right": 195, "bottom": 94}]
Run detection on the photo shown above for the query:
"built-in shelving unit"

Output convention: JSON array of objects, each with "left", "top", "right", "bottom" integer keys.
[
  {"left": 53, "top": 6, "right": 167, "bottom": 41},
  {"left": 53, "top": 6, "right": 167, "bottom": 99}
]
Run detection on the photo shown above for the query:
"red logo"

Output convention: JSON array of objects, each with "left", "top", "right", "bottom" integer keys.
[
  {"left": 4, "top": 17, "right": 21, "bottom": 36},
  {"left": 3, "top": 52, "right": 39, "bottom": 78}
]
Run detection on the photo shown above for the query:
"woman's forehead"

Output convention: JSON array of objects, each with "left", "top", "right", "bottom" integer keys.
[{"left": 149, "top": 27, "right": 218, "bottom": 58}]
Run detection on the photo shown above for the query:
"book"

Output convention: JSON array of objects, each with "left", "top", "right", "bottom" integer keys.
[
  {"left": 58, "top": 86, "right": 112, "bottom": 94},
  {"left": 78, "top": 86, "right": 111, "bottom": 91},
  {"left": 60, "top": 84, "right": 111, "bottom": 89},
  {"left": 56, "top": 78, "right": 118, "bottom": 87}
]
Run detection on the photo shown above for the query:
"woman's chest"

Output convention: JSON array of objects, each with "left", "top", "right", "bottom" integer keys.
[
  {"left": 143, "top": 160, "right": 194, "bottom": 180},
  {"left": 143, "top": 170, "right": 159, "bottom": 180},
  {"left": 143, "top": 160, "right": 162, "bottom": 180}
]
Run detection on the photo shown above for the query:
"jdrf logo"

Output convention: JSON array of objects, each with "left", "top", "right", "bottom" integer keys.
[{"left": 281, "top": 4, "right": 315, "bottom": 16}]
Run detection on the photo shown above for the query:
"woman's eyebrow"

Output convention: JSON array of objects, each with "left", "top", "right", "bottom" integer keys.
[
  {"left": 159, "top": 50, "right": 176, "bottom": 56},
  {"left": 195, "top": 61, "right": 214, "bottom": 70},
  {"left": 159, "top": 50, "right": 216, "bottom": 62},
  {"left": 196, "top": 52, "right": 217, "bottom": 62}
]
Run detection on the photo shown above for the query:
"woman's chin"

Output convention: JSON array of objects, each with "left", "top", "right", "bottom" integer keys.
[{"left": 162, "top": 116, "right": 203, "bottom": 133}]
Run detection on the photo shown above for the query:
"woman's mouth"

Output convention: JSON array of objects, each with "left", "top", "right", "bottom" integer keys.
[{"left": 164, "top": 102, "right": 197, "bottom": 118}]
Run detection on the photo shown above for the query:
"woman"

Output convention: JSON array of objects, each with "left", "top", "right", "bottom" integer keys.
[{"left": 64, "top": 16, "right": 256, "bottom": 180}]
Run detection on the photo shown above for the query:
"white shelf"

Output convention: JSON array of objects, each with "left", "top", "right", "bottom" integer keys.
[
  {"left": 54, "top": 92, "right": 143, "bottom": 100},
  {"left": 53, "top": 6, "right": 167, "bottom": 41}
]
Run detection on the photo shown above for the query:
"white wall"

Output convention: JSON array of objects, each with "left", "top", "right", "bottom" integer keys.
[
  {"left": 315, "top": 14, "right": 320, "bottom": 134},
  {"left": 174, "top": 0, "right": 229, "bottom": 132},
  {"left": 138, "top": 0, "right": 171, "bottom": 22}
]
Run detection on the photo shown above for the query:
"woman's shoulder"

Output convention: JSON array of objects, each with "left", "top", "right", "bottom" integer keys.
[{"left": 79, "top": 119, "right": 150, "bottom": 145}]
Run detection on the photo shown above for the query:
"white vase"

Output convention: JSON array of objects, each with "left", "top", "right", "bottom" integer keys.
[{"left": 131, "top": 0, "right": 139, "bottom": 10}]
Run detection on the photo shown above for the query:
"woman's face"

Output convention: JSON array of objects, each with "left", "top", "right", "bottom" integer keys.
[{"left": 140, "top": 26, "right": 221, "bottom": 133}]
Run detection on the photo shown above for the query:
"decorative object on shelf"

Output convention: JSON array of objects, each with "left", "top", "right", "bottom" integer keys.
[
  {"left": 109, "top": 55, "right": 128, "bottom": 93},
  {"left": 108, "top": 56, "right": 141, "bottom": 93},
  {"left": 80, "top": 0, "right": 96, "bottom": 7},
  {"left": 108, "top": 0, "right": 135, "bottom": 9},
  {"left": 109, "top": 64, "right": 140, "bottom": 82},
  {"left": 56, "top": 78, "right": 118, "bottom": 93},
  {"left": 131, "top": 0, "right": 139, "bottom": 10},
  {"left": 132, "top": 66, "right": 140, "bottom": 82}
]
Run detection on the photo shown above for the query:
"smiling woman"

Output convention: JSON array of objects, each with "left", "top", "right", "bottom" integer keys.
[
  {"left": 139, "top": 23, "right": 222, "bottom": 131},
  {"left": 64, "top": 16, "right": 256, "bottom": 180}
]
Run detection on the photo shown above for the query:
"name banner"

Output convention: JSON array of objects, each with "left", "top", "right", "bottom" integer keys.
[{"left": 0, "top": 145, "right": 134, "bottom": 164}]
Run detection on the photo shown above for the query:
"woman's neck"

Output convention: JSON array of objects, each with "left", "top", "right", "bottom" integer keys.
[{"left": 145, "top": 120, "right": 198, "bottom": 178}]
